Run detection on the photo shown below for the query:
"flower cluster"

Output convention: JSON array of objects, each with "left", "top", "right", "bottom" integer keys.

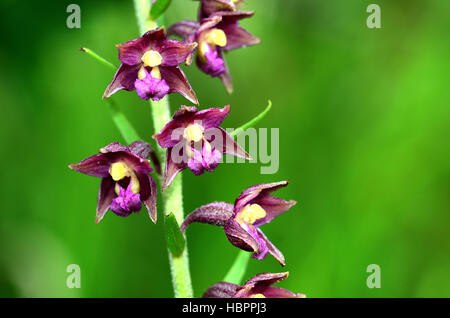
[{"left": 71, "top": 0, "right": 304, "bottom": 298}]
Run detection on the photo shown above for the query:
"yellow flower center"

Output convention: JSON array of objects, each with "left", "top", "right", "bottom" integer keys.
[
  {"left": 110, "top": 162, "right": 140, "bottom": 194},
  {"left": 250, "top": 293, "right": 266, "bottom": 298},
  {"left": 204, "top": 29, "right": 227, "bottom": 47},
  {"left": 141, "top": 50, "right": 162, "bottom": 68},
  {"left": 137, "top": 67, "right": 147, "bottom": 80},
  {"left": 150, "top": 66, "right": 161, "bottom": 79},
  {"left": 235, "top": 204, "right": 267, "bottom": 225},
  {"left": 198, "top": 29, "right": 227, "bottom": 63},
  {"left": 183, "top": 123, "right": 205, "bottom": 143},
  {"left": 109, "top": 162, "right": 130, "bottom": 181},
  {"left": 138, "top": 65, "right": 161, "bottom": 80}
]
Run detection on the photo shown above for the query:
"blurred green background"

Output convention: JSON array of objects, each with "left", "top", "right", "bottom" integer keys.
[{"left": 0, "top": 0, "right": 449, "bottom": 297}]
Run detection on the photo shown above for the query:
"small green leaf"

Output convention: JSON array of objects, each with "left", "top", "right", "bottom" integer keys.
[
  {"left": 231, "top": 100, "right": 272, "bottom": 137},
  {"left": 223, "top": 250, "right": 251, "bottom": 284},
  {"left": 150, "top": 0, "right": 172, "bottom": 20},
  {"left": 165, "top": 212, "right": 186, "bottom": 257},
  {"left": 79, "top": 47, "right": 116, "bottom": 71},
  {"left": 107, "top": 100, "right": 141, "bottom": 144}
]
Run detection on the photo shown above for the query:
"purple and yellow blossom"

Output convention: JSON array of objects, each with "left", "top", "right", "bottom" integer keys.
[
  {"left": 69, "top": 141, "right": 158, "bottom": 224},
  {"left": 180, "top": 181, "right": 296, "bottom": 266},
  {"left": 153, "top": 105, "right": 251, "bottom": 190},
  {"left": 103, "top": 27, "right": 198, "bottom": 104},
  {"left": 168, "top": 11, "right": 259, "bottom": 93},
  {"left": 203, "top": 272, "right": 306, "bottom": 298}
]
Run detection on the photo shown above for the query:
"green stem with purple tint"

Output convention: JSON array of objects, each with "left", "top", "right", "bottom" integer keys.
[{"left": 133, "top": 0, "right": 193, "bottom": 298}]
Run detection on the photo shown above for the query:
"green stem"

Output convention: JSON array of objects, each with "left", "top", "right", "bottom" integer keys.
[{"left": 134, "top": 0, "right": 193, "bottom": 298}]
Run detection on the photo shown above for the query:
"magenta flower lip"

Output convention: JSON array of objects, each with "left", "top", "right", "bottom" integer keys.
[
  {"left": 103, "top": 27, "right": 198, "bottom": 104},
  {"left": 153, "top": 105, "right": 251, "bottom": 190},
  {"left": 180, "top": 181, "right": 297, "bottom": 266},
  {"left": 203, "top": 272, "right": 306, "bottom": 298},
  {"left": 68, "top": 141, "right": 158, "bottom": 224},
  {"left": 168, "top": 10, "right": 260, "bottom": 93}
]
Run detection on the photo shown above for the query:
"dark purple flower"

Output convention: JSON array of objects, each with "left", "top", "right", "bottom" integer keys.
[
  {"left": 197, "top": 0, "right": 245, "bottom": 19},
  {"left": 68, "top": 141, "right": 158, "bottom": 224},
  {"left": 168, "top": 11, "right": 260, "bottom": 93},
  {"left": 203, "top": 272, "right": 306, "bottom": 298},
  {"left": 153, "top": 105, "right": 250, "bottom": 190},
  {"left": 180, "top": 181, "right": 296, "bottom": 265},
  {"left": 103, "top": 27, "right": 198, "bottom": 104}
]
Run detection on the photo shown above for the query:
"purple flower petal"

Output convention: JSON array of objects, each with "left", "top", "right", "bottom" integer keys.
[
  {"left": 196, "top": 47, "right": 225, "bottom": 77},
  {"left": 198, "top": 16, "right": 223, "bottom": 33},
  {"left": 153, "top": 119, "right": 189, "bottom": 149},
  {"left": 116, "top": 27, "right": 166, "bottom": 65},
  {"left": 214, "top": 10, "right": 255, "bottom": 24},
  {"left": 257, "top": 228, "right": 286, "bottom": 266},
  {"left": 129, "top": 141, "right": 161, "bottom": 175},
  {"left": 134, "top": 68, "right": 170, "bottom": 101},
  {"left": 187, "top": 146, "right": 206, "bottom": 175},
  {"left": 224, "top": 219, "right": 263, "bottom": 254},
  {"left": 203, "top": 282, "right": 240, "bottom": 298},
  {"left": 137, "top": 172, "right": 158, "bottom": 223},
  {"left": 201, "top": 144, "right": 222, "bottom": 172},
  {"left": 180, "top": 201, "right": 234, "bottom": 232},
  {"left": 110, "top": 183, "right": 142, "bottom": 217},
  {"left": 103, "top": 64, "right": 140, "bottom": 99},
  {"left": 217, "top": 51, "right": 233, "bottom": 94},
  {"left": 243, "top": 272, "right": 289, "bottom": 287},
  {"left": 96, "top": 177, "right": 115, "bottom": 224},
  {"left": 99, "top": 142, "right": 130, "bottom": 154},
  {"left": 162, "top": 148, "right": 187, "bottom": 190},
  {"left": 68, "top": 154, "right": 113, "bottom": 178},
  {"left": 234, "top": 181, "right": 290, "bottom": 215},
  {"left": 159, "top": 66, "right": 199, "bottom": 105},
  {"left": 200, "top": 0, "right": 237, "bottom": 19},
  {"left": 128, "top": 141, "right": 151, "bottom": 159},
  {"left": 221, "top": 24, "right": 260, "bottom": 51},
  {"left": 158, "top": 40, "right": 197, "bottom": 67},
  {"left": 257, "top": 286, "right": 304, "bottom": 298},
  {"left": 238, "top": 272, "right": 304, "bottom": 298},
  {"left": 167, "top": 20, "right": 199, "bottom": 39},
  {"left": 234, "top": 272, "right": 301, "bottom": 298},
  {"left": 252, "top": 196, "right": 296, "bottom": 227},
  {"left": 217, "top": 127, "right": 251, "bottom": 160},
  {"left": 193, "top": 105, "right": 230, "bottom": 129},
  {"left": 116, "top": 40, "right": 147, "bottom": 66}
]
